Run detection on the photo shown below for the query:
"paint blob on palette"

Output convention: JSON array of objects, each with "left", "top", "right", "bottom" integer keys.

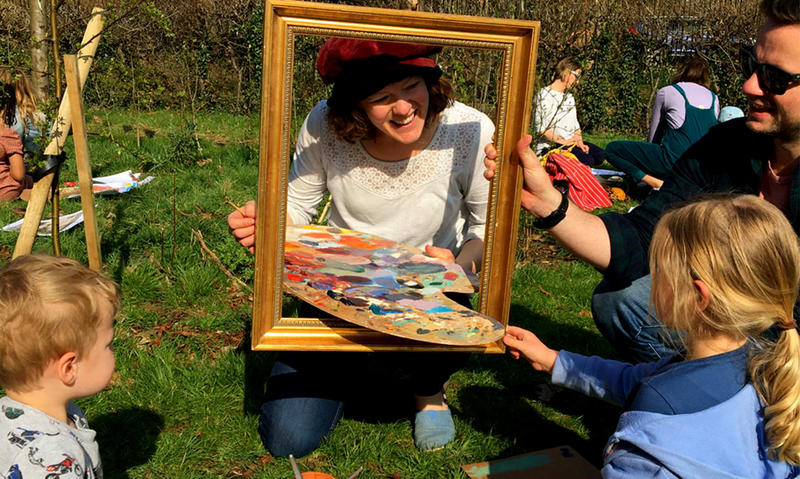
[{"left": 283, "top": 225, "right": 505, "bottom": 345}]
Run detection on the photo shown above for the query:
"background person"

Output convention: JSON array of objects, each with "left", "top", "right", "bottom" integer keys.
[
  {"left": 504, "top": 195, "right": 800, "bottom": 477},
  {"left": 604, "top": 56, "right": 719, "bottom": 190},
  {"left": 719, "top": 105, "right": 745, "bottom": 122},
  {"left": 228, "top": 38, "right": 495, "bottom": 456},
  {"left": 533, "top": 57, "right": 604, "bottom": 167},
  {"left": 0, "top": 73, "right": 31, "bottom": 201},
  {"left": 0, "top": 67, "right": 45, "bottom": 159},
  {"left": 484, "top": 0, "right": 800, "bottom": 363}
]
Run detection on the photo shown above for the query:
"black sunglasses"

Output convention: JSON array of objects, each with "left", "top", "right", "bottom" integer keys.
[{"left": 740, "top": 46, "right": 800, "bottom": 95}]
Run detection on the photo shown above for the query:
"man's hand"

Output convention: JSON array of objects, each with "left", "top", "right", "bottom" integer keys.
[
  {"left": 227, "top": 200, "right": 257, "bottom": 254},
  {"left": 503, "top": 325, "right": 559, "bottom": 374},
  {"left": 485, "top": 136, "right": 563, "bottom": 217}
]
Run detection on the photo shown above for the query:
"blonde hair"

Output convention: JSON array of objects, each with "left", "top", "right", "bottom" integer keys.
[
  {"left": 0, "top": 67, "right": 40, "bottom": 129},
  {"left": 649, "top": 194, "right": 800, "bottom": 464},
  {"left": 0, "top": 255, "right": 120, "bottom": 392}
]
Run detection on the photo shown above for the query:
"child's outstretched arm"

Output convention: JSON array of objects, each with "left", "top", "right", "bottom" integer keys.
[{"left": 503, "top": 325, "right": 559, "bottom": 374}]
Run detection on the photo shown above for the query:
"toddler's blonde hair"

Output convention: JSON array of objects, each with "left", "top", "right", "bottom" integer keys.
[{"left": 0, "top": 255, "right": 119, "bottom": 392}]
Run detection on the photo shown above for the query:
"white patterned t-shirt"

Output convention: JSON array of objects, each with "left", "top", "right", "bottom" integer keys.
[{"left": 0, "top": 396, "right": 102, "bottom": 478}]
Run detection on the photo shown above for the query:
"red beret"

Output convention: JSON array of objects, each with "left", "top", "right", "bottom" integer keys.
[{"left": 317, "top": 38, "right": 441, "bottom": 84}]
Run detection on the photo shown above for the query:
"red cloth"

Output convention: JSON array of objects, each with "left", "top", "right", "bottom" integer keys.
[
  {"left": 317, "top": 39, "right": 440, "bottom": 83},
  {"left": 544, "top": 151, "right": 612, "bottom": 210}
]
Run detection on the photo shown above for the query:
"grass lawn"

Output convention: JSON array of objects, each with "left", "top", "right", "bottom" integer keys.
[{"left": 0, "top": 111, "right": 635, "bottom": 478}]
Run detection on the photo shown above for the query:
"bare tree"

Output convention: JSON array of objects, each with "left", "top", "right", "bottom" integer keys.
[{"left": 28, "top": 0, "right": 49, "bottom": 100}]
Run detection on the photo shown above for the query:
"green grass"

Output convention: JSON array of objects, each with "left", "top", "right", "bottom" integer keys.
[{"left": 0, "top": 110, "right": 633, "bottom": 478}]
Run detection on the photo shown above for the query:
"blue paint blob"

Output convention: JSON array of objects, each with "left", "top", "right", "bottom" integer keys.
[
  {"left": 298, "top": 239, "right": 319, "bottom": 246},
  {"left": 425, "top": 306, "right": 453, "bottom": 313},
  {"left": 374, "top": 276, "right": 400, "bottom": 288},
  {"left": 323, "top": 260, "right": 366, "bottom": 273},
  {"left": 310, "top": 281, "right": 336, "bottom": 290},
  {"left": 396, "top": 262, "right": 446, "bottom": 274}
]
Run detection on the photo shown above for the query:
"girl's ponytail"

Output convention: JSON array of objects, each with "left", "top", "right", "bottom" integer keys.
[{"left": 751, "top": 327, "right": 800, "bottom": 463}]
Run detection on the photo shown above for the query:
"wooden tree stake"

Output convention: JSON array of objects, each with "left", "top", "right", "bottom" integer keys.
[
  {"left": 13, "top": 7, "right": 105, "bottom": 258},
  {"left": 64, "top": 54, "right": 101, "bottom": 271}
]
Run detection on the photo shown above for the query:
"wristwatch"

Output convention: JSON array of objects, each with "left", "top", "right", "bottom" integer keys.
[{"left": 533, "top": 189, "right": 569, "bottom": 229}]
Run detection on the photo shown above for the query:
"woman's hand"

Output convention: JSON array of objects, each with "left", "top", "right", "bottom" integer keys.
[
  {"left": 227, "top": 200, "right": 257, "bottom": 254},
  {"left": 571, "top": 131, "right": 589, "bottom": 153},
  {"left": 503, "top": 325, "right": 559, "bottom": 374},
  {"left": 483, "top": 143, "right": 499, "bottom": 180},
  {"left": 424, "top": 244, "right": 456, "bottom": 263}
]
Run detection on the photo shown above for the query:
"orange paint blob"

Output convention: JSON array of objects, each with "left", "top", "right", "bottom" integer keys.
[
  {"left": 337, "top": 235, "right": 390, "bottom": 250},
  {"left": 303, "top": 233, "right": 335, "bottom": 239}
]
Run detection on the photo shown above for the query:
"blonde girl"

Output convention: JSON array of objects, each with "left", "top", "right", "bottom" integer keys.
[{"left": 504, "top": 194, "right": 800, "bottom": 477}]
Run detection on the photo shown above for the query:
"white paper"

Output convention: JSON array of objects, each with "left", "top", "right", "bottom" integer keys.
[
  {"left": 66, "top": 170, "right": 154, "bottom": 198},
  {"left": 2, "top": 209, "right": 85, "bottom": 236}
]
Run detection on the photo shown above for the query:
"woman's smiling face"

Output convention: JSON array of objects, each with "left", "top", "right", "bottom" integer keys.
[{"left": 359, "top": 75, "right": 430, "bottom": 146}]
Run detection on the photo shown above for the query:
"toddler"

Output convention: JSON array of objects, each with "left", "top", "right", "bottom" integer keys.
[
  {"left": 0, "top": 255, "right": 119, "bottom": 477},
  {"left": 505, "top": 194, "right": 800, "bottom": 477}
]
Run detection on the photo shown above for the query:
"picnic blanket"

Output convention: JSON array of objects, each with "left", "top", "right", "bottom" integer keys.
[{"left": 543, "top": 150, "right": 612, "bottom": 210}]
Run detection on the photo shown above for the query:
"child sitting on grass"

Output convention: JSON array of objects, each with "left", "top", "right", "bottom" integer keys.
[
  {"left": 0, "top": 255, "right": 119, "bottom": 478},
  {"left": 0, "top": 69, "right": 35, "bottom": 201},
  {"left": 505, "top": 194, "right": 800, "bottom": 477}
]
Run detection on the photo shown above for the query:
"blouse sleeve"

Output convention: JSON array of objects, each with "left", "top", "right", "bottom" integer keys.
[
  {"left": 0, "top": 128, "right": 23, "bottom": 157},
  {"left": 286, "top": 102, "right": 330, "bottom": 225},
  {"left": 533, "top": 89, "right": 556, "bottom": 135},
  {"left": 551, "top": 350, "right": 667, "bottom": 405},
  {"left": 567, "top": 92, "right": 581, "bottom": 132},
  {"left": 647, "top": 87, "right": 667, "bottom": 143},
  {"left": 463, "top": 113, "right": 495, "bottom": 243}
]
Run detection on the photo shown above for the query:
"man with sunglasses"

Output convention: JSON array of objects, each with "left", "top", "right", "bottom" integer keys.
[{"left": 486, "top": 0, "right": 800, "bottom": 363}]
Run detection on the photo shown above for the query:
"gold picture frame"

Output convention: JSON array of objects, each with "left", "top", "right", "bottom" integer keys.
[{"left": 252, "top": 0, "right": 539, "bottom": 353}]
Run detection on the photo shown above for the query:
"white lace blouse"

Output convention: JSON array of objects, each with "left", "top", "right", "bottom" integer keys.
[{"left": 287, "top": 100, "right": 494, "bottom": 255}]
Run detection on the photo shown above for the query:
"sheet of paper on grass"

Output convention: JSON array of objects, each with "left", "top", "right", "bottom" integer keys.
[
  {"left": 63, "top": 170, "right": 154, "bottom": 198},
  {"left": 461, "top": 446, "right": 599, "bottom": 479},
  {"left": 1, "top": 209, "right": 85, "bottom": 236}
]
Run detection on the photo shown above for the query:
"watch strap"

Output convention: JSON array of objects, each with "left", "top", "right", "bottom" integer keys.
[{"left": 533, "top": 190, "right": 569, "bottom": 229}]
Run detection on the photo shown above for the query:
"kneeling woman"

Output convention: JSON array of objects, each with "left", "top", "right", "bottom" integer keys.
[{"left": 229, "top": 39, "right": 494, "bottom": 456}]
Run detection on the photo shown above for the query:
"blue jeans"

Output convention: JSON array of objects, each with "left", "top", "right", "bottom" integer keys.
[
  {"left": 258, "top": 351, "right": 467, "bottom": 457},
  {"left": 591, "top": 274, "right": 680, "bottom": 363}
]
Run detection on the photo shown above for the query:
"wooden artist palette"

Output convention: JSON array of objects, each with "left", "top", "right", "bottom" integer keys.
[{"left": 284, "top": 225, "right": 505, "bottom": 345}]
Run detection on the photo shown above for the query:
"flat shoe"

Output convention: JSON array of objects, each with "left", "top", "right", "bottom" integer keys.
[{"left": 414, "top": 409, "right": 455, "bottom": 451}]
